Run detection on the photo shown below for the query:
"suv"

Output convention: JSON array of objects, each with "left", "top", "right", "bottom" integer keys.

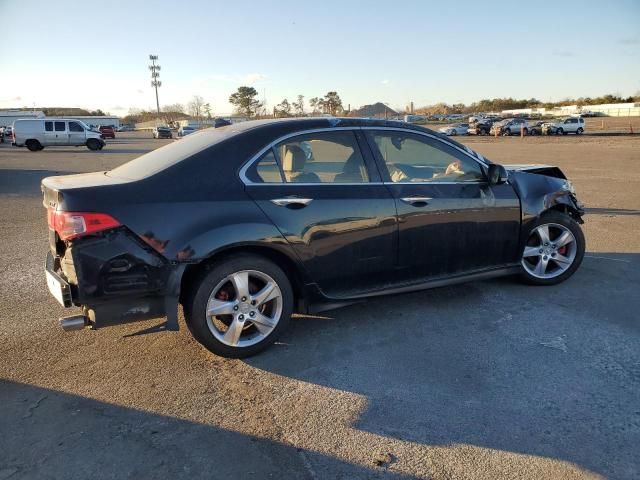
[
  {"left": 490, "top": 118, "right": 529, "bottom": 136},
  {"left": 99, "top": 126, "right": 116, "bottom": 139},
  {"left": 468, "top": 117, "right": 498, "bottom": 135},
  {"left": 41, "top": 118, "right": 585, "bottom": 358},
  {"left": 153, "top": 126, "right": 173, "bottom": 139},
  {"left": 543, "top": 117, "right": 585, "bottom": 135}
]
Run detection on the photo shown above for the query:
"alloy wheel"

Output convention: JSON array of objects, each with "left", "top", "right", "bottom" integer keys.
[
  {"left": 205, "top": 270, "right": 283, "bottom": 347},
  {"left": 522, "top": 223, "right": 577, "bottom": 279}
]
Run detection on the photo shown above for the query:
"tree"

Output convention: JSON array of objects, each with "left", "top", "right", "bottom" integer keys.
[
  {"left": 275, "top": 98, "right": 292, "bottom": 117},
  {"left": 322, "top": 91, "right": 343, "bottom": 115},
  {"left": 163, "top": 103, "right": 184, "bottom": 113},
  {"left": 188, "top": 95, "right": 205, "bottom": 118},
  {"left": 292, "top": 95, "right": 305, "bottom": 116},
  {"left": 229, "top": 86, "right": 262, "bottom": 117},
  {"left": 309, "top": 97, "right": 320, "bottom": 114},
  {"left": 203, "top": 103, "right": 212, "bottom": 119}
]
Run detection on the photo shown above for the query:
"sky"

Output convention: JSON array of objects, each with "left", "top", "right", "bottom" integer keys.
[{"left": 1, "top": 0, "right": 639, "bottom": 116}]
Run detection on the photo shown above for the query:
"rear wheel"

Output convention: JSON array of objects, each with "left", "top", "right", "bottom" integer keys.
[
  {"left": 503, "top": 128, "right": 511, "bottom": 136},
  {"left": 87, "top": 139, "right": 101, "bottom": 151},
  {"left": 520, "top": 211, "right": 585, "bottom": 286},
  {"left": 556, "top": 127, "right": 564, "bottom": 135},
  {"left": 26, "top": 139, "right": 42, "bottom": 151},
  {"left": 185, "top": 254, "right": 293, "bottom": 358},
  {"left": 450, "top": 130, "right": 457, "bottom": 136}
]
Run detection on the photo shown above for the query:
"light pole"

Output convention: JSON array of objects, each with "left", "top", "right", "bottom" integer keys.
[{"left": 149, "top": 55, "right": 161, "bottom": 115}]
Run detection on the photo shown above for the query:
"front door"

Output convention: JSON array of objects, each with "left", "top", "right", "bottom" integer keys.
[
  {"left": 244, "top": 129, "right": 397, "bottom": 297},
  {"left": 67, "top": 121, "right": 86, "bottom": 145},
  {"left": 364, "top": 129, "right": 521, "bottom": 281}
]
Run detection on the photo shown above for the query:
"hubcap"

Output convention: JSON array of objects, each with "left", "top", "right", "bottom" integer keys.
[
  {"left": 205, "top": 270, "right": 282, "bottom": 347},
  {"left": 522, "top": 223, "right": 577, "bottom": 279}
]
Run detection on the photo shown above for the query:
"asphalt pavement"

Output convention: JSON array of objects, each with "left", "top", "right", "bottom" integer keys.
[{"left": 0, "top": 132, "right": 639, "bottom": 479}]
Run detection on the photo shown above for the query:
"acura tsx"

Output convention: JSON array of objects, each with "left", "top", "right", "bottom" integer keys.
[{"left": 42, "top": 118, "right": 585, "bottom": 357}]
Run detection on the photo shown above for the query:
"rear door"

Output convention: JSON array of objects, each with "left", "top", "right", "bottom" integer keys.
[
  {"left": 243, "top": 128, "right": 397, "bottom": 296},
  {"left": 44, "top": 121, "right": 57, "bottom": 145},
  {"left": 364, "top": 129, "right": 521, "bottom": 281}
]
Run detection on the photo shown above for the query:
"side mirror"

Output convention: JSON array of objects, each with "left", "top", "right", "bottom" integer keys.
[{"left": 487, "top": 164, "right": 508, "bottom": 185}]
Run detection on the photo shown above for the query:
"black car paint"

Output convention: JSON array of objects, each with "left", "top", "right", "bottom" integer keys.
[{"left": 42, "top": 118, "right": 583, "bottom": 329}]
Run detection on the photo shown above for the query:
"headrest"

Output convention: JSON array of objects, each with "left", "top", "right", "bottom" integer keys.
[{"left": 282, "top": 145, "right": 307, "bottom": 172}]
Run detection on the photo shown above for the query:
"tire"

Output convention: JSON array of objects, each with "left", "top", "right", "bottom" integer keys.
[
  {"left": 450, "top": 130, "right": 457, "bottom": 136},
  {"left": 185, "top": 254, "right": 294, "bottom": 358},
  {"left": 87, "top": 139, "right": 101, "bottom": 151},
  {"left": 576, "top": 127, "right": 584, "bottom": 135},
  {"left": 519, "top": 211, "right": 585, "bottom": 286},
  {"left": 503, "top": 128, "right": 511, "bottom": 136},
  {"left": 556, "top": 128, "right": 563, "bottom": 135},
  {"left": 530, "top": 129, "right": 537, "bottom": 136},
  {"left": 26, "top": 139, "right": 42, "bottom": 151}
]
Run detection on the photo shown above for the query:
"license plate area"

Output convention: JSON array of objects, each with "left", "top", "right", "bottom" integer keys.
[{"left": 45, "top": 252, "right": 72, "bottom": 307}]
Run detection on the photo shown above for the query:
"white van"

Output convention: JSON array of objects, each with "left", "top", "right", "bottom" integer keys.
[{"left": 13, "top": 118, "right": 105, "bottom": 151}]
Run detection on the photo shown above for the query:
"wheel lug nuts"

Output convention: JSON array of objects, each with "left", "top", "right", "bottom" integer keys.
[
  {"left": 250, "top": 311, "right": 255, "bottom": 317},
  {"left": 551, "top": 253, "right": 556, "bottom": 257},
  {"left": 233, "top": 306, "right": 238, "bottom": 311},
  {"left": 241, "top": 296, "right": 247, "bottom": 301},
  {"left": 251, "top": 300, "right": 256, "bottom": 305},
  {"left": 543, "top": 255, "right": 548, "bottom": 260},
  {"left": 539, "top": 249, "right": 544, "bottom": 254},
  {"left": 239, "top": 314, "right": 244, "bottom": 320}
]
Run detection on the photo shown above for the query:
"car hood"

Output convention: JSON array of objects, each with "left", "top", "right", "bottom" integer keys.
[{"left": 503, "top": 164, "right": 566, "bottom": 179}]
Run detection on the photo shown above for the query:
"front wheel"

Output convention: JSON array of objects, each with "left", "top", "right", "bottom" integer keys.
[
  {"left": 87, "top": 139, "right": 101, "bottom": 150},
  {"left": 556, "top": 128, "right": 564, "bottom": 135},
  {"left": 185, "top": 254, "right": 293, "bottom": 358},
  {"left": 576, "top": 127, "right": 584, "bottom": 135},
  {"left": 520, "top": 211, "right": 585, "bottom": 286},
  {"left": 503, "top": 128, "right": 511, "bottom": 136}
]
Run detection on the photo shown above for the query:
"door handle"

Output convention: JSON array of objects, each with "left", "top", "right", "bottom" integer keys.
[
  {"left": 400, "top": 196, "right": 432, "bottom": 206},
  {"left": 270, "top": 197, "right": 313, "bottom": 208}
]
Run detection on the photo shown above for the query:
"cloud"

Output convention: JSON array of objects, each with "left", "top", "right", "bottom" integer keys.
[
  {"left": 552, "top": 50, "right": 575, "bottom": 57},
  {"left": 244, "top": 73, "right": 267, "bottom": 85},
  {"left": 12, "top": 96, "right": 22, "bottom": 101},
  {"left": 619, "top": 36, "right": 639, "bottom": 45},
  {"left": 381, "top": 79, "right": 390, "bottom": 85}
]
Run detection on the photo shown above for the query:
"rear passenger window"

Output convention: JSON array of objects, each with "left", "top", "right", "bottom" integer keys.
[
  {"left": 274, "top": 131, "right": 369, "bottom": 183},
  {"left": 249, "top": 150, "right": 283, "bottom": 183},
  {"left": 55, "top": 121, "right": 66, "bottom": 132},
  {"left": 45, "top": 121, "right": 53, "bottom": 132}
]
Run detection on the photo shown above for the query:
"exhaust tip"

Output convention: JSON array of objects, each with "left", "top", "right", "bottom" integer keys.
[{"left": 59, "top": 315, "right": 88, "bottom": 332}]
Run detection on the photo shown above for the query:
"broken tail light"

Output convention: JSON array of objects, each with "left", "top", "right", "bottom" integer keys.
[{"left": 47, "top": 209, "right": 121, "bottom": 240}]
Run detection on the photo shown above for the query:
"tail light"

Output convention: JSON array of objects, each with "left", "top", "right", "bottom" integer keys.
[{"left": 47, "top": 209, "right": 121, "bottom": 240}]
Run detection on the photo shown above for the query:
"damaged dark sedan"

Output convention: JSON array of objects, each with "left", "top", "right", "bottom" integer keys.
[{"left": 42, "top": 118, "right": 585, "bottom": 358}]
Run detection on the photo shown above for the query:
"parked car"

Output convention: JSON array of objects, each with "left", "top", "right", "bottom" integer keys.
[
  {"left": 177, "top": 126, "right": 196, "bottom": 137},
  {"left": 99, "top": 126, "right": 116, "bottom": 139},
  {"left": 490, "top": 118, "right": 529, "bottom": 136},
  {"left": 213, "top": 118, "right": 232, "bottom": 128},
  {"left": 153, "top": 126, "right": 173, "bottom": 139},
  {"left": 438, "top": 123, "right": 469, "bottom": 136},
  {"left": 41, "top": 118, "right": 585, "bottom": 358},
  {"left": 13, "top": 118, "right": 105, "bottom": 151},
  {"left": 1, "top": 126, "right": 13, "bottom": 142},
  {"left": 117, "top": 125, "right": 134, "bottom": 132},
  {"left": 543, "top": 117, "right": 585, "bottom": 135},
  {"left": 467, "top": 118, "right": 496, "bottom": 135}
]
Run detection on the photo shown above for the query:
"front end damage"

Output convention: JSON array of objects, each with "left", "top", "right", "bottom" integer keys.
[{"left": 505, "top": 164, "right": 585, "bottom": 249}]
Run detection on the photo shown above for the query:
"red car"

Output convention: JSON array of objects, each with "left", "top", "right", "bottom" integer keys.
[{"left": 98, "top": 126, "right": 116, "bottom": 139}]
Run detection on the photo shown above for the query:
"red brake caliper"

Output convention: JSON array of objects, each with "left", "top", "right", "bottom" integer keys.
[{"left": 558, "top": 246, "right": 568, "bottom": 255}]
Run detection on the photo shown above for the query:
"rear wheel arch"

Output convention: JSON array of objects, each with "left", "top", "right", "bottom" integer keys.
[{"left": 179, "top": 244, "right": 307, "bottom": 312}]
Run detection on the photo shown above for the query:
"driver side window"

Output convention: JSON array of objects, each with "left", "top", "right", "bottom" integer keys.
[{"left": 368, "top": 131, "right": 484, "bottom": 183}]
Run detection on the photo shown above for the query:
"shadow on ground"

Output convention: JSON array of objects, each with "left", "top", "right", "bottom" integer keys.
[
  {"left": 248, "top": 252, "right": 640, "bottom": 479},
  {"left": 0, "top": 380, "right": 408, "bottom": 480}
]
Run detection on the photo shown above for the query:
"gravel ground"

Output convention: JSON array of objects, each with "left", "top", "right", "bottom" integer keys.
[{"left": 1, "top": 132, "right": 639, "bottom": 479}]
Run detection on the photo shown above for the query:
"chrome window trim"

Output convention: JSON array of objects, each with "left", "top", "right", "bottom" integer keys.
[{"left": 239, "top": 126, "right": 489, "bottom": 186}]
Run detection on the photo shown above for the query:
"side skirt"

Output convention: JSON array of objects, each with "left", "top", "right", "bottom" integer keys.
[{"left": 307, "top": 265, "right": 521, "bottom": 313}]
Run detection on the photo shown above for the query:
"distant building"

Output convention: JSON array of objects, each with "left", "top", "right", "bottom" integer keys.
[{"left": 0, "top": 110, "right": 45, "bottom": 127}]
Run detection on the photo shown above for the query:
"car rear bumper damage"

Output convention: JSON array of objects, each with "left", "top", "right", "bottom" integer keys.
[{"left": 45, "top": 229, "right": 184, "bottom": 331}]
